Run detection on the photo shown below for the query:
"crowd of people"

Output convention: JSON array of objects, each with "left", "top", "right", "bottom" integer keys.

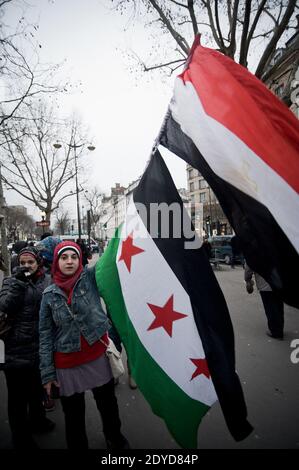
[
  {"left": 0, "top": 234, "right": 131, "bottom": 449},
  {"left": 0, "top": 232, "right": 285, "bottom": 449}
]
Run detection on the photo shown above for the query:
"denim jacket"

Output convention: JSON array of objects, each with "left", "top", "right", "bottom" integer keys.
[{"left": 39, "top": 266, "right": 109, "bottom": 384}]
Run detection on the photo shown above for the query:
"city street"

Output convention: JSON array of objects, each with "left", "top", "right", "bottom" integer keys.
[
  {"left": 1, "top": 0, "right": 298, "bottom": 458},
  {"left": 0, "top": 263, "right": 298, "bottom": 449}
]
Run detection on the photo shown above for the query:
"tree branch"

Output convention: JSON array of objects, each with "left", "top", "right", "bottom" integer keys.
[
  {"left": 52, "top": 191, "right": 77, "bottom": 211},
  {"left": 239, "top": 0, "right": 252, "bottom": 66},
  {"left": 245, "top": 0, "right": 268, "bottom": 61},
  {"left": 214, "top": 0, "right": 226, "bottom": 51},
  {"left": 256, "top": 0, "right": 297, "bottom": 78},
  {"left": 3, "top": 129, "right": 42, "bottom": 201},
  {"left": 252, "top": 29, "right": 275, "bottom": 40},
  {"left": 1, "top": 174, "right": 42, "bottom": 208},
  {"left": 199, "top": 0, "right": 221, "bottom": 48},
  {"left": 264, "top": 7, "right": 279, "bottom": 27},
  {"left": 187, "top": 0, "right": 198, "bottom": 36},
  {"left": 227, "top": 0, "right": 240, "bottom": 58},
  {"left": 227, "top": 0, "right": 233, "bottom": 26},
  {"left": 169, "top": 0, "right": 188, "bottom": 8},
  {"left": 148, "top": 0, "right": 190, "bottom": 55},
  {"left": 142, "top": 58, "right": 186, "bottom": 72}
]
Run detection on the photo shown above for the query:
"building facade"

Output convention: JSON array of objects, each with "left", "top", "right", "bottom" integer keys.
[
  {"left": 263, "top": 17, "right": 299, "bottom": 117},
  {"left": 96, "top": 178, "right": 193, "bottom": 242},
  {"left": 187, "top": 165, "right": 232, "bottom": 237}
]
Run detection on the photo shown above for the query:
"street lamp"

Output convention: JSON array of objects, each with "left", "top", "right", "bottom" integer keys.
[
  {"left": 84, "top": 190, "right": 93, "bottom": 247},
  {"left": 81, "top": 205, "right": 85, "bottom": 234},
  {"left": 53, "top": 141, "right": 95, "bottom": 239}
]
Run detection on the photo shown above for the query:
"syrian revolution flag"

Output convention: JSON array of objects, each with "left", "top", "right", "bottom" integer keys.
[
  {"left": 159, "top": 35, "right": 299, "bottom": 309},
  {"left": 95, "top": 150, "right": 252, "bottom": 448}
]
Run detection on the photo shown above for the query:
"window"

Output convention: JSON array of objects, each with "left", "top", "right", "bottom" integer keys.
[
  {"left": 275, "top": 84, "right": 284, "bottom": 97},
  {"left": 188, "top": 168, "right": 198, "bottom": 179},
  {"left": 200, "top": 192, "right": 206, "bottom": 203},
  {"left": 199, "top": 179, "right": 207, "bottom": 189},
  {"left": 273, "top": 49, "right": 283, "bottom": 63},
  {"left": 190, "top": 182, "right": 194, "bottom": 192}
]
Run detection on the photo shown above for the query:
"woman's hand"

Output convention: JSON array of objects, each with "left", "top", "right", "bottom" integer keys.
[
  {"left": 246, "top": 280, "right": 254, "bottom": 294},
  {"left": 44, "top": 380, "right": 60, "bottom": 397},
  {"left": 14, "top": 266, "right": 30, "bottom": 282}
]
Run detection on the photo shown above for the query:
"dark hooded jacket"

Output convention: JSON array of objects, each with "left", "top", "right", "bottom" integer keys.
[
  {"left": 0, "top": 249, "right": 51, "bottom": 369},
  {"left": 10, "top": 241, "right": 28, "bottom": 272}
]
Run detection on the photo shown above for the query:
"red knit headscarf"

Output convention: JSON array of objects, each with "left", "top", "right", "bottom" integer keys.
[{"left": 52, "top": 241, "right": 83, "bottom": 304}]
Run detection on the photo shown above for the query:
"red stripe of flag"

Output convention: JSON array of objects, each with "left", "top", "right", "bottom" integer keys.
[{"left": 180, "top": 37, "right": 299, "bottom": 193}]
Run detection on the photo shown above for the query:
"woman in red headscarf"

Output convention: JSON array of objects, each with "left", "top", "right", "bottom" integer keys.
[{"left": 39, "top": 241, "right": 129, "bottom": 450}]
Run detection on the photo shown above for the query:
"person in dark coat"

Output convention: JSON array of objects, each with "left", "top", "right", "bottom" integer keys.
[
  {"left": 76, "top": 239, "right": 92, "bottom": 266},
  {"left": 202, "top": 237, "right": 212, "bottom": 259},
  {"left": 35, "top": 236, "right": 61, "bottom": 274},
  {"left": 0, "top": 247, "right": 54, "bottom": 448},
  {"left": 10, "top": 240, "right": 28, "bottom": 272},
  {"left": 34, "top": 236, "right": 61, "bottom": 412},
  {"left": 244, "top": 263, "right": 284, "bottom": 339},
  {"left": 0, "top": 253, "right": 6, "bottom": 272},
  {"left": 230, "top": 235, "right": 244, "bottom": 268},
  {"left": 40, "top": 232, "right": 53, "bottom": 240}
]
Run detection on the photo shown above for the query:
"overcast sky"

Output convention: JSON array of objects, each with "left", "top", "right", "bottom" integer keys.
[{"left": 4, "top": 0, "right": 188, "bottom": 219}]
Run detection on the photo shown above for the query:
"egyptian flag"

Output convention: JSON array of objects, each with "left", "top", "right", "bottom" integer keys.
[
  {"left": 95, "top": 150, "right": 252, "bottom": 448},
  {"left": 159, "top": 35, "right": 299, "bottom": 309}
]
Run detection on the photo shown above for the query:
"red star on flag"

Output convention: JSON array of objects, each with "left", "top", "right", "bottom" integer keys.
[
  {"left": 147, "top": 295, "right": 188, "bottom": 337},
  {"left": 118, "top": 232, "right": 144, "bottom": 272},
  {"left": 190, "top": 358, "right": 210, "bottom": 380}
]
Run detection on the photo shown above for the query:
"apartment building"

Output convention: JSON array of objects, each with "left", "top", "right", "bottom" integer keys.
[{"left": 187, "top": 165, "right": 232, "bottom": 237}]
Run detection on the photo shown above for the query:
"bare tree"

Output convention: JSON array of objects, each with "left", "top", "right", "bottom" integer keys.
[
  {"left": 84, "top": 187, "right": 105, "bottom": 238},
  {"left": 5, "top": 205, "right": 35, "bottom": 240},
  {"left": 0, "top": 0, "right": 68, "bottom": 127},
  {"left": 0, "top": 1, "right": 73, "bottom": 270},
  {"left": 110, "top": 0, "right": 297, "bottom": 78},
  {"left": 0, "top": 103, "right": 89, "bottom": 223},
  {"left": 54, "top": 206, "right": 71, "bottom": 235}
]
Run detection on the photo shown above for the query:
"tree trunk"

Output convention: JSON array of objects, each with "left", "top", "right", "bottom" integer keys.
[
  {"left": 255, "top": 0, "right": 296, "bottom": 79},
  {"left": 0, "top": 167, "right": 10, "bottom": 277}
]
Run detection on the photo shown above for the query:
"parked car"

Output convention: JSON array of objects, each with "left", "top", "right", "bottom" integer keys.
[
  {"left": 208, "top": 235, "right": 244, "bottom": 265},
  {"left": 89, "top": 240, "right": 99, "bottom": 253},
  {"left": 7, "top": 242, "right": 14, "bottom": 253}
]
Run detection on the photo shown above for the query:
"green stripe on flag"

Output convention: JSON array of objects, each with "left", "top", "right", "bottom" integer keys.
[{"left": 95, "top": 227, "right": 209, "bottom": 448}]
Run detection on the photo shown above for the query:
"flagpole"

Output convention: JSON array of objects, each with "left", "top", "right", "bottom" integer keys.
[
  {"left": 138, "top": 107, "right": 172, "bottom": 180},
  {"left": 151, "top": 36, "right": 196, "bottom": 154},
  {"left": 152, "top": 107, "right": 171, "bottom": 155}
]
